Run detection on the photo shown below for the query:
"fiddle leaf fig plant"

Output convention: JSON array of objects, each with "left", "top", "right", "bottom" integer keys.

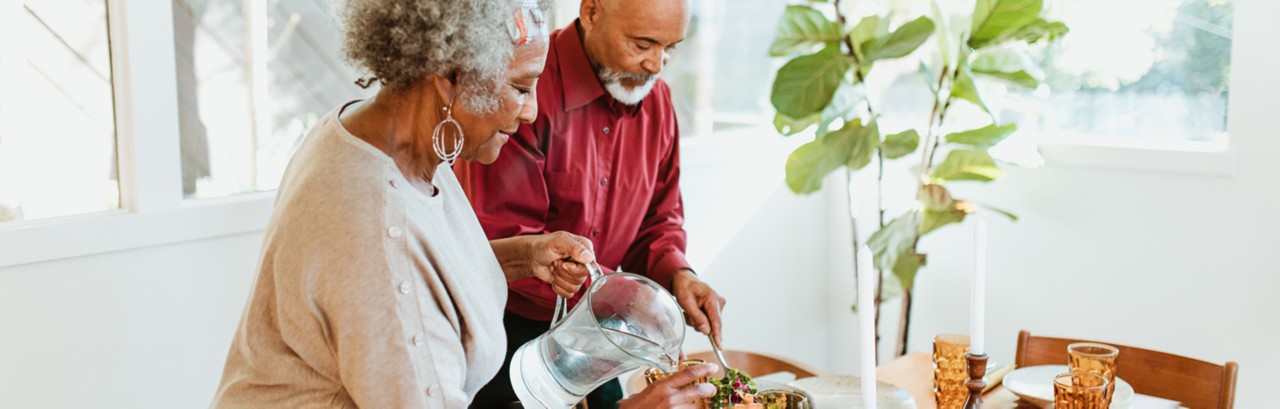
[{"left": 768, "top": 0, "right": 1066, "bottom": 356}]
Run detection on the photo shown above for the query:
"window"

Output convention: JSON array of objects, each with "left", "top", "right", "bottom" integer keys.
[
  {"left": 664, "top": 0, "right": 785, "bottom": 137},
  {"left": 544, "top": 0, "right": 785, "bottom": 138},
  {"left": 0, "top": 0, "right": 119, "bottom": 224},
  {"left": 1027, "top": 0, "right": 1233, "bottom": 146},
  {"left": 173, "top": 0, "right": 370, "bottom": 199}
]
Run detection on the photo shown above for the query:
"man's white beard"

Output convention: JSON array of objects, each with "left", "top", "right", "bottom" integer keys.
[{"left": 597, "top": 66, "right": 658, "bottom": 105}]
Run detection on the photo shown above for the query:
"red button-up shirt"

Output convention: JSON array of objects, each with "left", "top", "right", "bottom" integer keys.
[{"left": 455, "top": 22, "right": 690, "bottom": 322}]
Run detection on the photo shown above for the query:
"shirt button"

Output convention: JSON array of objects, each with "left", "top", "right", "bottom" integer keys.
[
  {"left": 591, "top": 229, "right": 600, "bottom": 237},
  {"left": 425, "top": 383, "right": 438, "bottom": 396},
  {"left": 389, "top": 179, "right": 398, "bottom": 188},
  {"left": 387, "top": 227, "right": 403, "bottom": 239},
  {"left": 399, "top": 282, "right": 412, "bottom": 294},
  {"left": 600, "top": 177, "right": 608, "bottom": 186},
  {"left": 413, "top": 333, "right": 424, "bottom": 346},
  {"left": 603, "top": 126, "right": 610, "bottom": 134}
]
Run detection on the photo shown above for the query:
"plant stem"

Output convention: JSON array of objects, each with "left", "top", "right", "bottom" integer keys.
[
  {"left": 925, "top": 93, "right": 956, "bottom": 171},
  {"left": 896, "top": 291, "right": 914, "bottom": 356},
  {"left": 918, "top": 66, "right": 951, "bottom": 185},
  {"left": 832, "top": 0, "right": 868, "bottom": 85}
]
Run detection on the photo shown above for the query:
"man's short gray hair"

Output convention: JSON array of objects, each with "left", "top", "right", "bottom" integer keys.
[{"left": 342, "top": 0, "right": 550, "bottom": 114}]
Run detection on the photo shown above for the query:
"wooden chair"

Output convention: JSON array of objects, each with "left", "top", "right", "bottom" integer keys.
[
  {"left": 1016, "top": 330, "right": 1238, "bottom": 409},
  {"left": 624, "top": 350, "right": 822, "bottom": 395}
]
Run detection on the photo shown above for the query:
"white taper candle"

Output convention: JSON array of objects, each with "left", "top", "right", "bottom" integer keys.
[
  {"left": 970, "top": 217, "right": 987, "bottom": 356},
  {"left": 857, "top": 245, "right": 877, "bottom": 409}
]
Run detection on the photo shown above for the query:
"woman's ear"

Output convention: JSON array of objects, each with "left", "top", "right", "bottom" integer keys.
[{"left": 431, "top": 74, "right": 458, "bottom": 109}]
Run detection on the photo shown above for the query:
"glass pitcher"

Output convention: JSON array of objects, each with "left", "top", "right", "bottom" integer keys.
[{"left": 510, "top": 265, "right": 685, "bottom": 408}]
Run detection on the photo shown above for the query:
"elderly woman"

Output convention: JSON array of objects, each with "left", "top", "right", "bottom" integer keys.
[{"left": 211, "top": 0, "right": 716, "bottom": 408}]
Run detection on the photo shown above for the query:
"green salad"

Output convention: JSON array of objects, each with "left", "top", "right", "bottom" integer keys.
[{"left": 709, "top": 368, "right": 757, "bottom": 408}]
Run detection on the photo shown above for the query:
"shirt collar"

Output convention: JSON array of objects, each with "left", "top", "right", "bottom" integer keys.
[
  {"left": 556, "top": 20, "right": 644, "bottom": 116},
  {"left": 557, "top": 21, "right": 605, "bottom": 113}
]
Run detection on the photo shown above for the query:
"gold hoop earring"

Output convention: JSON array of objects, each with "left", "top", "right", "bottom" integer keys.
[{"left": 433, "top": 105, "right": 464, "bottom": 165}]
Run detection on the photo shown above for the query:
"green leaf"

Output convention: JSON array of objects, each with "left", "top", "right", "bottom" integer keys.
[
  {"left": 868, "top": 212, "right": 919, "bottom": 282},
  {"left": 944, "top": 123, "right": 1018, "bottom": 148},
  {"left": 770, "top": 5, "right": 846, "bottom": 56},
  {"left": 864, "top": 16, "right": 936, "bottom": 61},
  {"left": 892, "top": 249, "right": 926, "bottom": 292},
  {"left": 882, "top": 129, "right": 920, "bottom": 159},
  {"left": 771, "top": 46, "right": 857, "bottom": 118},
  {"left": 976, "top": 202, "right": 1020, "bottom": 221},
  {"left": 951, "top": 67, "right": 994, "bottom": 120},
  {"left": 971, "top": 47, "right": 1044, "bottom": 88},
  {"left": 784, "top": 119, "right": 871, "bottom": 194},
  {"left": 969, "top": 0, "right": 1043, "bottom": 49},
  {"left": 1003, "top": 18, "right": 1069, "bottom": 44},
  {"left": 879, "top": 271, "right": 904, "bottom": 300},
  {"left": 917, "top": 183, "right": 954, "bottom": 210},
  {"left": 920, "top": 200, "right": 970, "bottom": 235},
  {"left": 774, "top": 112, "right": 821, "bottom": 136},
  {"left": 842, "top": 119, "right": 880, "bottom": 170},
  {"left": 785, "top": 138, "right": 845, "bottom": 194},
  {"left": 932, "top": 149, "right": 1006, "bottom": 182},
  {"left": 850, "top": 15, "right": 890, "bottom": 60},
  {"left": 920, "top": 62, "right": 939, "bottom": 94},
  {"left": 978, "top": 70, "right": 1040, "bottom": 88}
]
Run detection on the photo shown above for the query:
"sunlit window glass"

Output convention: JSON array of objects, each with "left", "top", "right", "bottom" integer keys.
[
  {"left": 0, "top": 0, "right": 119, "bottom": 224},
  {"left": 173, "top": 0, "right": 369, "bottom": 199},
  {"left": 1028, "top": 0, "right": 1232, "bottom": 145},
  {"left": 663, "top": 0, "right": 785, "bottom": 137}
]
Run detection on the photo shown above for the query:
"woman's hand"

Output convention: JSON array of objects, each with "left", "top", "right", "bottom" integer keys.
[
  {"left": 618, "top": 363, "right": 720, "bottom": 409},
  {"left": 490, "top": 231, "right": 595, "bottom": 297},
  {"left": 526, "top": 231, "right": 595, "bottom": 298}
]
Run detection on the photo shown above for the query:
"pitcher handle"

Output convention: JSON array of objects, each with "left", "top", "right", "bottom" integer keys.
[{"left": 550, "top": 261, "right": 605, "bottom": 327}]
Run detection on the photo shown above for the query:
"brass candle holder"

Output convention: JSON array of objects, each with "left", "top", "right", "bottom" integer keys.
[{"left": 962, "top": 353, "right": 988, "bottom": 409}]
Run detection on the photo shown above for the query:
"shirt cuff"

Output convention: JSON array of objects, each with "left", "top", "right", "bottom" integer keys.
[{"left": 649, "top": 249, "right": 692, "bottom": 292}]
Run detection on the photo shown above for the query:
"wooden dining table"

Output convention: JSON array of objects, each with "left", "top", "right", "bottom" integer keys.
[{"left": 876, "top": 352, "right": 1035, "bottom": 409}]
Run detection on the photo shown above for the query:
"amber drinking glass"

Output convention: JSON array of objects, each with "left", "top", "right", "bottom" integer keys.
[
  {"left": 932, "top": 334, "right": 970, "bottom": 409},
  {"left": 1068, "top": 342, "right": 1119, "bottom": 405},
  {"left": 1054, "top": 372, "right": 1110, "bottom": 409}
]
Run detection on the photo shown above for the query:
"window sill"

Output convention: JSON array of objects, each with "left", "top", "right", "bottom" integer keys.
[
  {"left": 1039, "top": 139, "right": 1236, "bottom": 178},
  {"left": 0, "top": 193, "right": 273, "bottom": 268}
]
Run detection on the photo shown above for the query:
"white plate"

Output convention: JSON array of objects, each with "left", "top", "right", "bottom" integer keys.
[
  {"left": 1003, "top": 365, "right": 1133, "bottom": 409},
  {"left": 788, "top": 375, "right": 917, "bottom": 409}
]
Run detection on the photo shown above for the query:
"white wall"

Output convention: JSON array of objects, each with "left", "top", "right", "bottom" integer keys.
[
  {"left": 0, "top": 233, "right": 261, "bottom": 408},
  {"left": 679, "top": 133, "right": 833, "bottom": 368}
]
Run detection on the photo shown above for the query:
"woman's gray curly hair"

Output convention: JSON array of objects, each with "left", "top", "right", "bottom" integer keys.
[{"left": 342, "top": 0, "right": 551, "bottom": 114}]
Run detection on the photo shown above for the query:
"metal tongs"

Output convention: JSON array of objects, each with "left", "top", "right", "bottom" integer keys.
[{"left": 709, "top": 334, "right": 732, "bottom": 372}]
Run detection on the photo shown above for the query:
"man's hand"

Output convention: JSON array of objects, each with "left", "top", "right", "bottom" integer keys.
[
  {"left": 672, "top": 269, "right": 727, "bottom": 344},
  {"left": 618, "top": 363, "right": 719, "bottom": 409},
  {"left": 527, "top": 231, "right": 596, "bottom": 298}
]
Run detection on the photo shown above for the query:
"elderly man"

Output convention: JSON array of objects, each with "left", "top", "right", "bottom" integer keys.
[{"left": 458, "top": 0, "right": 725, "bottom": 407}]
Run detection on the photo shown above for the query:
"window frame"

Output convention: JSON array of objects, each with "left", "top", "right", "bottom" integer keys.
[{"left": 0, "top": 1, "right": 274, "bottom": 268}]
